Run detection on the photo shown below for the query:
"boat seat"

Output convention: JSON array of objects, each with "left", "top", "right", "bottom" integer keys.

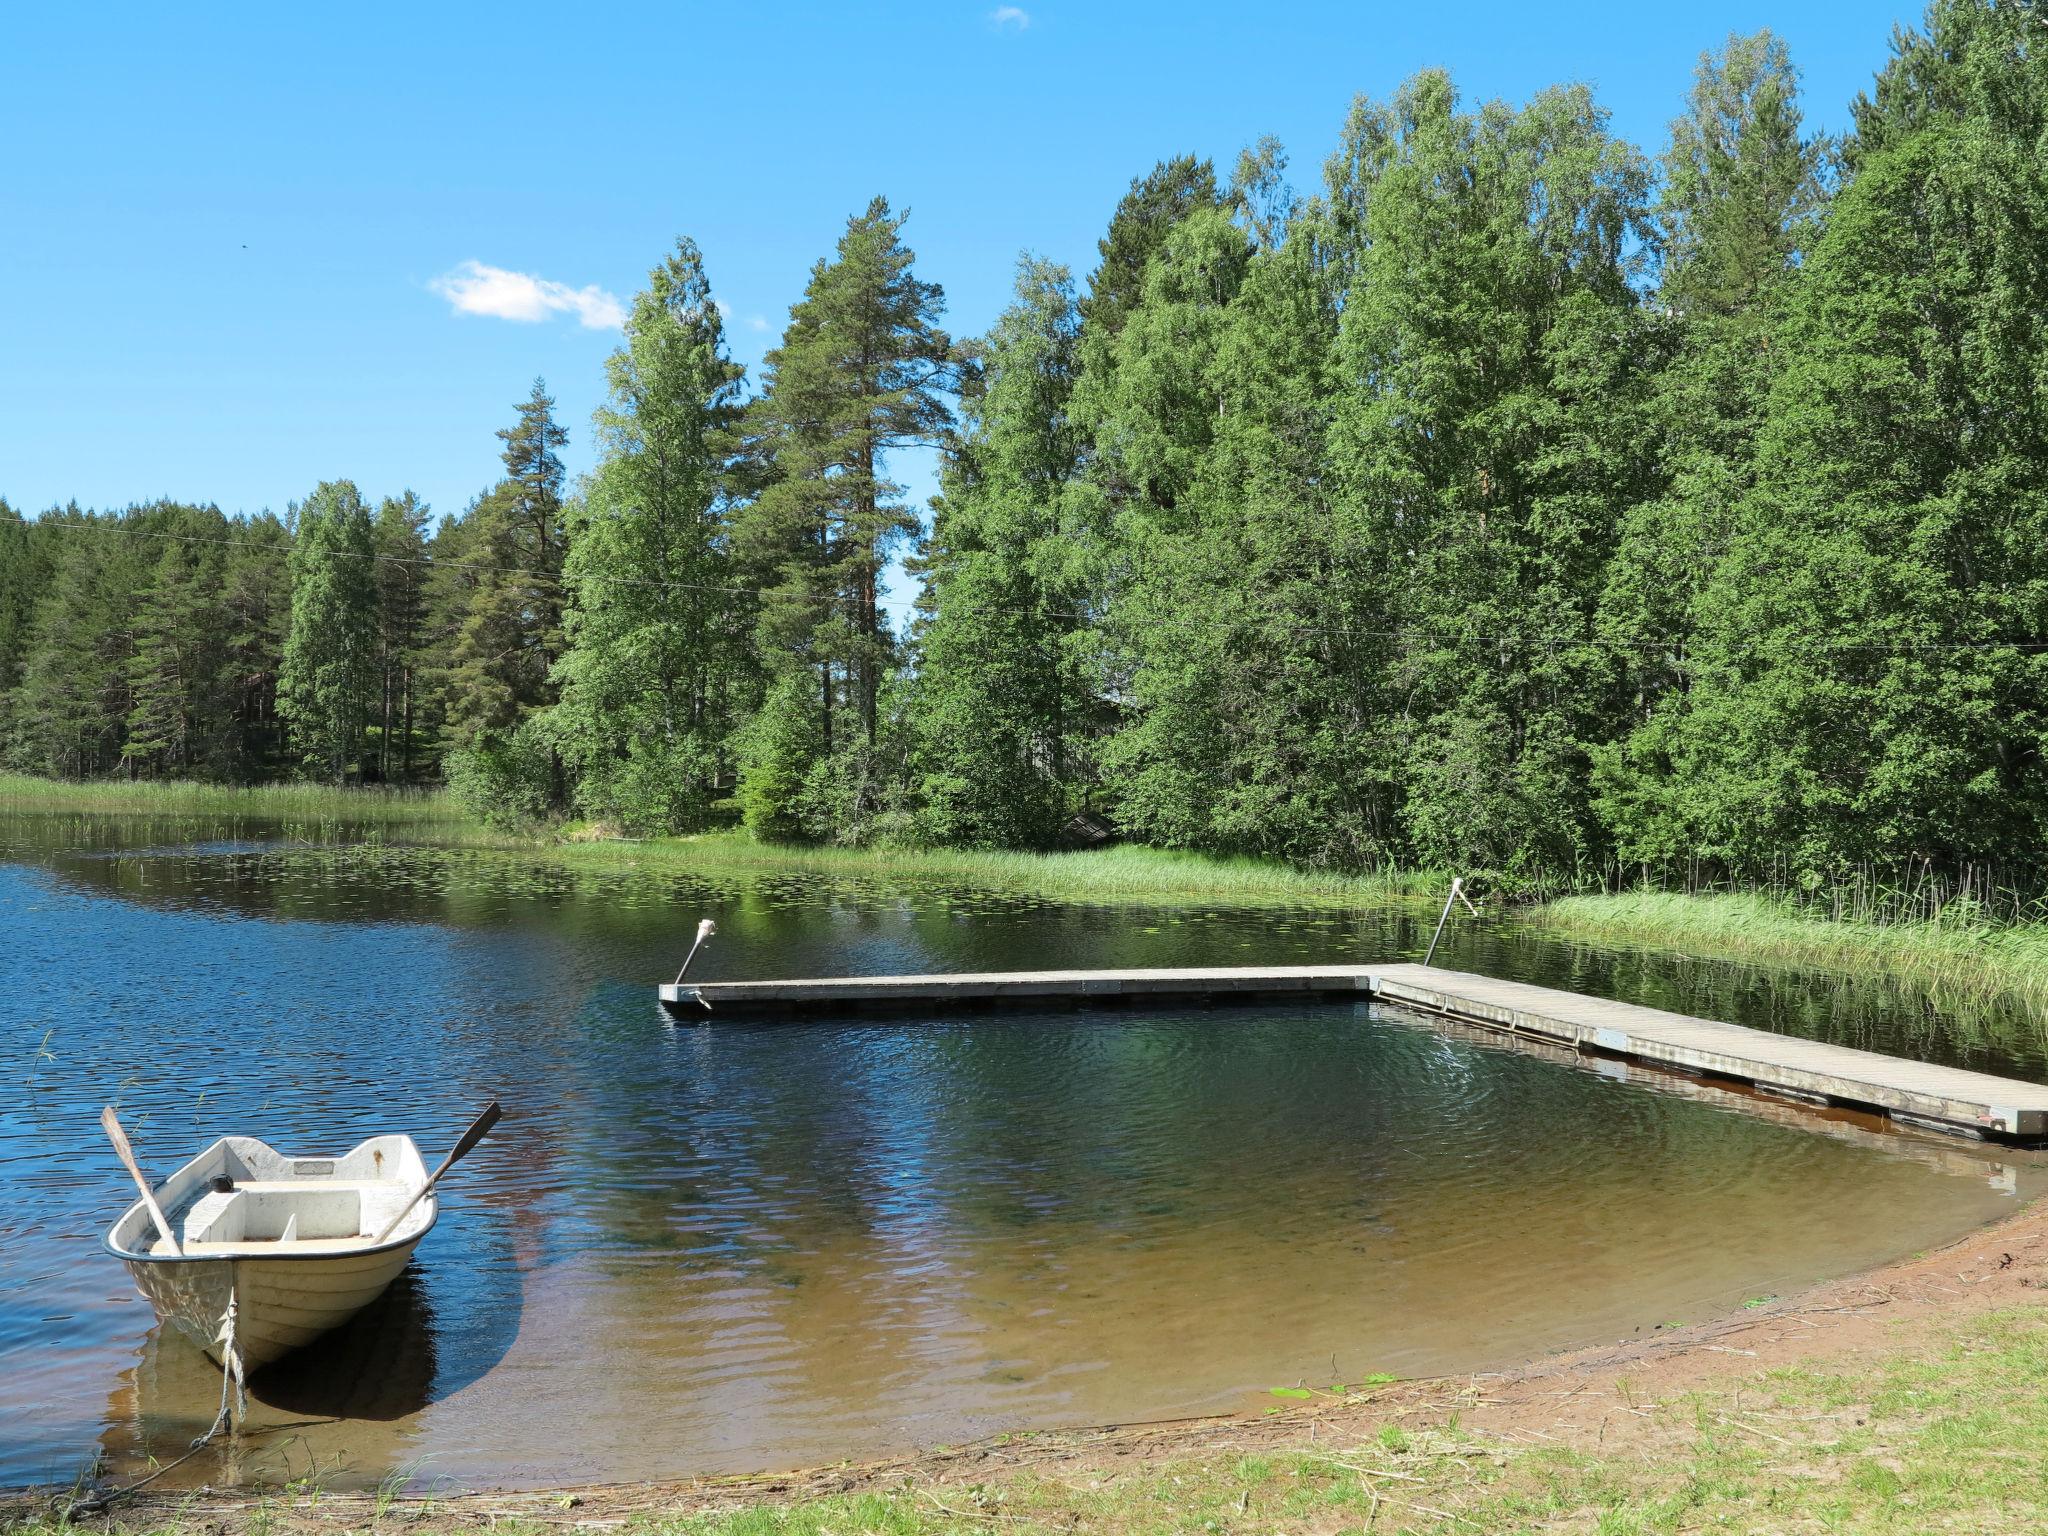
[{"left": 183, "top": 1185, "right": 365, "bottom": 1245}]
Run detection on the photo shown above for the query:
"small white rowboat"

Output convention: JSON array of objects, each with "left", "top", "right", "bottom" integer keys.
[{"left": 105, "top": 1133, "right": 438, "bottom": 1372}]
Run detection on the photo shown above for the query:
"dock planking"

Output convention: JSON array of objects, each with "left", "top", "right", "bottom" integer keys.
[{"left": 658, "top": 962, "right": 2048, "bottom": 1143}]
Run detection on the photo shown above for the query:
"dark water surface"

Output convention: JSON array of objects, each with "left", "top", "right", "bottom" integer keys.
[{"left": 1, "top": 814, "right": 2039, "bottom": 1492}]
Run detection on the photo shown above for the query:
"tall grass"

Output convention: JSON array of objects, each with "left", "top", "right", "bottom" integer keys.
[
  {"left": 0, "top": 773, "right": 473, "bottom": 827},
  {"left": 1537, "top": 888, "right": 2048, "bottom": 1016},
  {"left": 1597, "top": 854, "right": 2048, "bottom": 929}
]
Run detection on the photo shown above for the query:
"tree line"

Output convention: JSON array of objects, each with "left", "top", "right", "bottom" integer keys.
[{"left": 5, "top": 0, "right": 2045, "bottom": 890}]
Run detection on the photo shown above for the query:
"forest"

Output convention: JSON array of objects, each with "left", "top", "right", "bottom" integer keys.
[{"left": 3, "top": 0, "right": 2045, "bottom": 891}]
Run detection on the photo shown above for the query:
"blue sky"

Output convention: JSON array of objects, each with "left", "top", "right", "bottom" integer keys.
[{"left": 4, "top": 0, "right": 1914, "bottom": 613}]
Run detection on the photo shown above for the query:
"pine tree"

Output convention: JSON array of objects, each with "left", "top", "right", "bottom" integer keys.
[
  {"left": 122, "top": 508, "right": 233, "bottom": 778},
  {"left": 412, "top": 508, "right": 479, "bottom": 771},
  {"left": 446, "top": 381, "right": 569, "bottom": 746},
  {"left": 222, "top": 512, "right": 292, "bottom": 779},
  {"left": 1069, "top": 156, "right": 1224, "bottom": 524},
  {"left": 374, "top": 491, "right": 432, "bottom": 782},
  {"left": 1077, "top": 155, "right": 1223, "bottom": 343},
  {"left": 9, "top": 507, "right": 162, "bottom": 776},
  {"left": 278, "top": 481, "right": 380, "bottom": 782},
  {"left": 0, "top": 500, "right": 56, "bottom": 706},
  {"left": 1081, "top": 202, "right": 1253, "bottom": 848},
  {"left": 733, "top": 197, "right": 956, "bottom": 840},
  {"left": 551, "top": 237, "right": 750, "bottom": 833}
]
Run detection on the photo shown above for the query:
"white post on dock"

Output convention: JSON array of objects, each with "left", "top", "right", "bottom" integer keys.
[
  {"left": 673, "top": 918, "right": 717, "bottom": 985},
  {"left": 1423, "top": 877, "right": 1479, "bottom": 967}
]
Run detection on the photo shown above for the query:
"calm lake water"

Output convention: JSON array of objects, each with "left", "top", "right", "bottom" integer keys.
[{"left": 2, "top": 814, "right": 2041, "bottom": 1492}]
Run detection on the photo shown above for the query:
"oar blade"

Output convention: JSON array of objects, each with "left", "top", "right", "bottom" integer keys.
[{"left": 447, "top": 1100, "right": 503, "bottom": 1166}]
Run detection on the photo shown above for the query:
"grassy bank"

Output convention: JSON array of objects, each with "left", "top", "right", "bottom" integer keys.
[
  {"left": 0, "top": 775, "right": 1439, "bottom": 907},
  {"left": 610, "top": 1309, "right": 2048, "bottom": 1534},
  {"left": 0, "top": 773, "right": 474, "bottom": 829},
  {"left": 9, "top": 1302, "right": 2043, "bottom": 1534},
  {"left": 1537, "top": 889, "right": 2048, "bottom": 1015}
]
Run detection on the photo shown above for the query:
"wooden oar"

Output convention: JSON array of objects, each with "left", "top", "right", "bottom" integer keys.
[
  {"left": 101, "top": 1106, "right": 180, "bottom": 1256},
  {"left": 372, "top": 1101, "right": 502, "bottom": 1244}
]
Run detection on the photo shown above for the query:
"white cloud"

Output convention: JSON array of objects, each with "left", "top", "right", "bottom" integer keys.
[
  {"left": 430, "top": 261, "right": 626, "bottom": 330},
  {"left": 747, "top": 314, "right": 772, "bottom": 333},
  {"left": 990, "top": 6, "right": 1030, "bottom": 30}
]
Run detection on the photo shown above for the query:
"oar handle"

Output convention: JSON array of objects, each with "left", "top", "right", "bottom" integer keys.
[
  {"left": 101, "top": 1106, "right": 180, "bottom": 1256},
  {"left": 372, "top": 1101, "right": 502, "bottom": 1245}
]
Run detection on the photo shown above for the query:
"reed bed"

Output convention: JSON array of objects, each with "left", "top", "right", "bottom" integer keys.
[
  {"left": 0, "top": 774, "right": 473, "bottom": 829},
  {"left": 1538, "top": 888, "right": 2048, "bottom": 1017}
]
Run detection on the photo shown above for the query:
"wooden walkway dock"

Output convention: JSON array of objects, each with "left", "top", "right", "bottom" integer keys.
[{"left": 659, "top": 962, "right": 2048, "bottom": 1142}]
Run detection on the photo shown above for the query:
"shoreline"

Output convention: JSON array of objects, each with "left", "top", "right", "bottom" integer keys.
[{"left": 10, "top": 1190, "right": 2044, "bottom": 1532}]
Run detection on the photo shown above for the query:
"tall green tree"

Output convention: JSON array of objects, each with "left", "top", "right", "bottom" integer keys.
[
  {"left": 1625, "top": 0, "right": 2048, "bottom": 876},
  {"left": 910, "top": 256, "right": 1086, "bottom": 848},
  {"left": 1329, "top": 72, "right": 1657, "bottom": 874},
  {"left": 0, "top": 500, "right": 57, "bottom": 707},
  {"left": 413, "top": 507, "right": 479, "bottom": 766},
  {"left": 1068, "top": 156, "right": 1224, "bottom": 530},
  {"left": 446, "top": 380, "right": 569, "bottom": 745},
  {"left": 551, "top": 237, "right": 750, "bottom": 833},
  {"left": 122, "top": 508, "right": 233, "bottom": 778},
  {"left": 1102, "top": 182, "right": 1393, "bottom": 866},
  {"left": 734, "top": 197, "right": 956, "bottom": 840},
  {"left": 1596, "top": 31, "right": 1835, "bottom": 863},
  {"left": 278, "top": 480, "right": 380, "bottom": 782},
  {"left": 374, "top": 491, "right": 432, "bottom": 782},
  {"left": 222, "top": 512, "right": 292, "bottom": 778},
  {"left": 10, "top": 507, "right": 169, "bottom": 777}
]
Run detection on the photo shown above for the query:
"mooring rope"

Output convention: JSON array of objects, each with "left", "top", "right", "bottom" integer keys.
[{"left": 62, "top": 1283, "right": 244, "bottom": 1518}]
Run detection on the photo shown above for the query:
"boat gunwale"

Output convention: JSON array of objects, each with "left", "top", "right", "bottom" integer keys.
[{"left": 104, "top": 1133, "right": 438, "bottom": 1267}]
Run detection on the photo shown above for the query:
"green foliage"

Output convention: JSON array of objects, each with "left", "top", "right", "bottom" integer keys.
[
  {"left": 373, "top": 491, "right": 434, "bottom": 783},
  {"left": 1597, "top": 31, "right": 1836, "bottom": 866},
  {"left": 0, "top": 499, "right": 56, "bottom": 704},
  {"left": 443, "top": 717, "right": 559, "bottom": 830},
  {"left": 734, "top": 674, "right": 826, "bottom": 842},
  {"left": 550, "top": 239, "right": 751, "bottom": 834},
  {"left": 278, "top": 481, "right": 380, "bottom": 782},
  {"left": 445, "top": 380, "right": 570, "bottom": 749},
  {"left": 910, "top": 257, "right": 1087, "bottom": 849},
  {"left": 1612, "top": 0, "right": 2048, "bottom": 878},
  {"left": 734, "top": 197, "right": 956, "bottom": 840},
  {"left": 121, "top": 509, "right": 234, "bottom": 778}
]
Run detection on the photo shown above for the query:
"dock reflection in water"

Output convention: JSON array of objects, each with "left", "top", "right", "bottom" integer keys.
[{"left": 1, "top": 815, "right": 2042, "bottom": 1494}]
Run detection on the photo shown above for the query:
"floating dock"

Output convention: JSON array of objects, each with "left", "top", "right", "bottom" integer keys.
[{"left": 660, "top": 962, "right": 2048, "bottom": 1143}]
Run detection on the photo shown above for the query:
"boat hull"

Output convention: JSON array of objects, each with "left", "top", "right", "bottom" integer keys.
[
  {"left": 107, "top": 1133, "right": 439, "bottom": 1374},
  {"left": 123, "top": 1241, "right": 424, "bottom": 1371}
]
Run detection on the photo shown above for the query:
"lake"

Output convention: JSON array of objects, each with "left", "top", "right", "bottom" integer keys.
[{"left": 1, "top": 813, "right": 2038, "bottom": 1492}]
